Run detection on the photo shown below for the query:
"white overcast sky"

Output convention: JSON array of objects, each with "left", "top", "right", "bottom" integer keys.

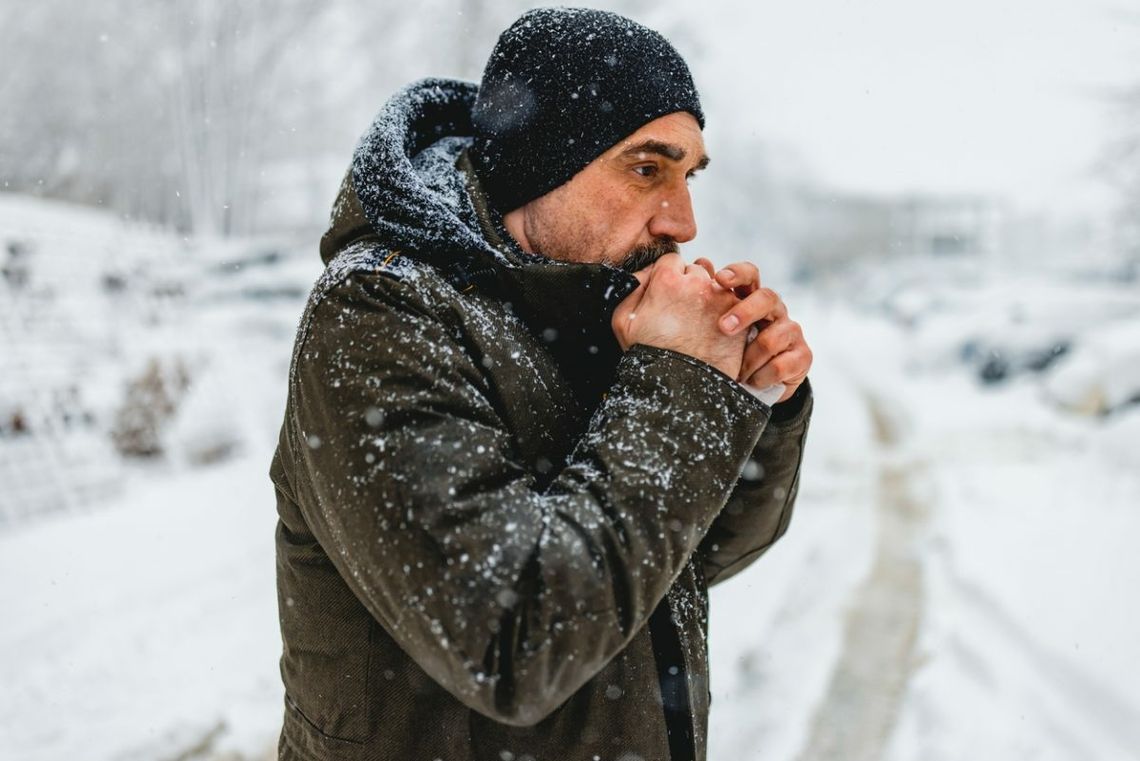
[{"left": 688, "top": 0, "right": 1138, "bottom": 213}]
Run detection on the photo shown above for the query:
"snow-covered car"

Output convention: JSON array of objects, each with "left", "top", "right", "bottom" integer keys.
[
  {"left": 959, "top": 329, "right": 1073, "bottom": 384},
  {"left": 1042, "top": 320, "right": 1140, "bottom": 416}
]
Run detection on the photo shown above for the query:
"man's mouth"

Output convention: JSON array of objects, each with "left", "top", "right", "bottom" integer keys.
[{"left": 618, "top": 238, "right": 679, "bottom": 273}]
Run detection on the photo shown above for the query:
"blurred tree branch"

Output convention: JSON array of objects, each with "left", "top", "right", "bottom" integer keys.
[{"left": 1099, "top": 44, "right": 1140, "bottom": 266}]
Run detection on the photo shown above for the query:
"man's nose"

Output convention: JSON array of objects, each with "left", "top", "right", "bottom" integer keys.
[{"left": 648, "top": 184, "right": 697, "bottom": 243}]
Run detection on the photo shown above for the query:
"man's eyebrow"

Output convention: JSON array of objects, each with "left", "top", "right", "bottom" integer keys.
[{"left": 620, "top": 140, "right": 711, "bottom": 171}]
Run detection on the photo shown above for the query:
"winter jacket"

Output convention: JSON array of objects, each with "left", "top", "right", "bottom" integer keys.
[{"left": 269, "top": 78, "right": 813, "bottom": 761}]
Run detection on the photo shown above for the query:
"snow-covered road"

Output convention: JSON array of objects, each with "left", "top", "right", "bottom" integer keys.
[{"left": 793, "top": 392, "right": 926, "bottom": 761}]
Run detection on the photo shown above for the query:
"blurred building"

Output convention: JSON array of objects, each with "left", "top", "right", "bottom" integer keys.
[
  {"left": 793, "top": 191, "right": 1003, "bottom": 274},
  {"left": 892, "top": 195, "right": 1004, "bottom": 258}
]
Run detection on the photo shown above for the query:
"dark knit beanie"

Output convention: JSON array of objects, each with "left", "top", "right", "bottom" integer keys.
[{"left": 471, "top": 7, "right": 704, "bottom": 213}]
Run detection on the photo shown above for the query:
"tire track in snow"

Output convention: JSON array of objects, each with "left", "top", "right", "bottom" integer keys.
[{"left": 794, "top": 393, "right": 926, "bottom": 761}]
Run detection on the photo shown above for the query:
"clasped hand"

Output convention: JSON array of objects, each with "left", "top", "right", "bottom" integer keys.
[{"left": 611, "top": 253, "right": 811, "bottom": 404}]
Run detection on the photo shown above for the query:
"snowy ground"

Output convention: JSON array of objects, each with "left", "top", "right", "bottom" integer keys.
[
  {"left": 0, "top": 452, "right": 284, "bottom": 761},
  {"left": 3, "top": 198, "right": 1139, "bottom": 760}
]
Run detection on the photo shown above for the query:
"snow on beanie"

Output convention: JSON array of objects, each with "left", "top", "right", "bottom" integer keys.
[{"left": 471, "top": 7, "right": 704, "bottom": 213}]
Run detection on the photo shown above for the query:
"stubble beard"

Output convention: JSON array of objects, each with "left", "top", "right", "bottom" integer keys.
[{"left": 524, "top": 200, "right": 679, "bottom": 272}]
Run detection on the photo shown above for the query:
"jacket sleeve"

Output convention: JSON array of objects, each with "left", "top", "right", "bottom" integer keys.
[
  {"left": 286, "top": 269, "right": 774, "bottom": 727},
  {"left": 697, "top": 378, "right": 813, "bottom": 588}
]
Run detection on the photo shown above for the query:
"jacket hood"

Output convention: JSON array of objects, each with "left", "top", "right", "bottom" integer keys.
[{"left": 322, "top": 78, "right": 536, "bottom": 273}]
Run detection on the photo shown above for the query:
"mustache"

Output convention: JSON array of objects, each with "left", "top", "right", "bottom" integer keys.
[{"left": 617, "top": 238, "right": 679, "bottom": 273}]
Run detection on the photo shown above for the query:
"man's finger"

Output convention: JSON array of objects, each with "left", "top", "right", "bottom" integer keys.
[
  {"left": 744, "top": 344, "right": 812, "bottom": 389},
  {"left": 684, "top": 261, "right": 713, "bottom": 278},
  {"left": 737, "top": 320, "right": 800, "bottom": 381},
  {"left": 693, "top": 257, "right": 717, "bottom": 278},
  {"left": 714, "top": 261, "right": 761, "bottom": 297},
  {"left": 718, "top": 287, "right": 787, "bottom": 334}
]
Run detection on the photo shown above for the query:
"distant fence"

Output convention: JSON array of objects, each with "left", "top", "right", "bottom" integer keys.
[{"left": 0, "top": 280, "right": 125, "bottom": 528}]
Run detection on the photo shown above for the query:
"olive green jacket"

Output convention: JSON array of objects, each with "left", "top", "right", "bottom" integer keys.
[{"left": 270, "top": 79, "right": 813, "bottom": 761}]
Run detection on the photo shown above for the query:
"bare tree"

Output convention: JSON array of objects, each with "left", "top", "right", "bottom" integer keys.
[
  {"left": 1095, "top": 9, "right": 1140, "bottom": 275},
  {"left": 1103, "top": 81, "right": 1140, "bottom": 272},
  {"left": 0, "top": 0, "right": 342, "bottom": 237},
  {"left": 154, "top": 0, "right": 339, "bottom": 236}
]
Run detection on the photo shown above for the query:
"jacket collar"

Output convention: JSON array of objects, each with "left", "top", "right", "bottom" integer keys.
[{"left": 457, "top": 149, "right": 641, "bottom": 405}]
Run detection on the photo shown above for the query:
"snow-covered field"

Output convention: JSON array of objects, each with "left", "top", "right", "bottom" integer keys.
[{"left": 2, "top": 197, "right": 1139, "bottom": 760}]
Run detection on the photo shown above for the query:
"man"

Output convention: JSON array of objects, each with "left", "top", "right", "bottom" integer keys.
[{"left": 269, "top": 8, "right": 813, "bottom": 761}]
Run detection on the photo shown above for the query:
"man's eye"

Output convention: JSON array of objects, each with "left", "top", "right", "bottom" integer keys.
[{"left": 634, "top": 165, "right": 657, "bottom": 178}]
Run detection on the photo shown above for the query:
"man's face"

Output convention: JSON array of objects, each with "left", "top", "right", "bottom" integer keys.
[{"left": 503, "top": 112, "right": 709, "bottom": 272}]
